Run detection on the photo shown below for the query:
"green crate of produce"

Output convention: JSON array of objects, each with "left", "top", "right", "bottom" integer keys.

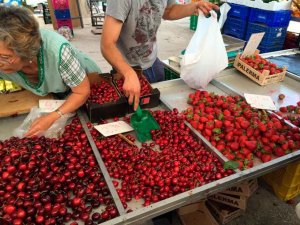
[
  {"left": 190, "top": 15, "right": 198, "bottom": 31},
  {"left": 263, "top": 160, "right": 300, "bottom": 201}
]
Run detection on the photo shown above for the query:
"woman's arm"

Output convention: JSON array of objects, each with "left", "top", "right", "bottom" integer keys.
[{"left": 24, "top": 76, "right": 90, "bottom": 137}]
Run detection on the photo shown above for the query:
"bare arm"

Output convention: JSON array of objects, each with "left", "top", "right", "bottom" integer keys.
[
  {"left": 25, "top": 76, "right": 90, "bottom": 137},
  {"left": 101, "top": 15, "right": 140, "bottom": 110},
  {"left": 163, "top": 1, "right": 219, "bottom": 20}
]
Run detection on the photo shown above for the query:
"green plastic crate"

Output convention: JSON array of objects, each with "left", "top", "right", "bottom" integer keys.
[{"left": 164, "top": 67, "right": 180, "bottom": 81}]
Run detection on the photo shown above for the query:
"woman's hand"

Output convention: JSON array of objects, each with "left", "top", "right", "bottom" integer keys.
[{"left": 24, "top": 113, "right": 59, "bottom": 137}]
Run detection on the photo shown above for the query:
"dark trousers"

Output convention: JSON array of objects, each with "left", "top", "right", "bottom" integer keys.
[{"left": 142, "top": 58, "right": 165, "bottom": 83}]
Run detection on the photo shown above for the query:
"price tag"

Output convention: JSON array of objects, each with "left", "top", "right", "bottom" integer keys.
[
  {"left": 244, "top": 93, "right": 276, "bottom": 110},
  {"left": 241, "top": 33, "right": 265, "bottom": 58},
  {"left": 39, "top": 100, "right": 65, "bottom": 112},
  {"left": 94, "top": 121, "right": 134, "bottom": 137}
]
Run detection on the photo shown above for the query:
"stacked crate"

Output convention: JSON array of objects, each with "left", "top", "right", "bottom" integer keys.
[
  {"left": 223, "top": 4, "right": 251, "bottom": 40},
  {"left": 52, "top": 0, "right": 73, "bottom": 32},
  {"left": 246, "top": 8, "right": 291, "bottom": 53}
]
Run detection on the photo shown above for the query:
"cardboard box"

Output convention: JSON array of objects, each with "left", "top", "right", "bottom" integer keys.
[
  {"left": 208, "top": 193, "right": 247, "bottom": 210},
  {"left": 234, "top": 53, "right": 286, "bottom": 86},
  {"left": 206, "top": 200, "right": 244, "bottom": 224},
  {"left": 220, "top": 179, "right": 258, "bottom": 197},
  {"left": 177, "top": 201, "right": 219, "bottom": 225},
  {"left": 85, "top": 73, "right": 128, "bottom": 122}
]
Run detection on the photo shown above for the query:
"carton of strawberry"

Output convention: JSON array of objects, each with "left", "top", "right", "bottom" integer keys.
[
  {"left": 234, "top": 52, "right": 286, "bottom": 85},
  {"left": 240, "top": 54, "right": 284, "bottom": 75}
]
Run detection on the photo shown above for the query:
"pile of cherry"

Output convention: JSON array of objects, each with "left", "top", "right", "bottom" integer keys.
[
  {"left": 0, "top": 118, "right": 118, "bottom": 225},
  {"left": 115, "top": 75, "right": 152, "bottom": 96},
  {"left": 91, "top": 109, "right": 232, "bottom": 208},
  {"left": 88, "top": 80, "right": 120, "bottom": 104},
  {"left": 184, "top": 90, "right": 300, "bottom": 169}
]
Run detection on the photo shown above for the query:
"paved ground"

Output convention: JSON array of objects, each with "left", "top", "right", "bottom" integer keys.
[{"left": 36, "top": 15, "right": 300, "bottom": 225}]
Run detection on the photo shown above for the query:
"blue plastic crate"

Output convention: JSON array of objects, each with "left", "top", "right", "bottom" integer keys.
[
  {"left": 223, "top": 17, "right": 247, "bottom": 40},
  {"left": 246, "top": 22, "right": 287, "bottom": 46},
  {"left": 258, "top": 44, "right": 283, "bottom": 53},
  {"left": 228, "top": 3, "right": 250, "bottom": 19},
  {"left": 249, "top": 8, "right": 291, "bottom": 27},
  {"left": 54, "top": 9, "right": 71, "bottom": 20}
]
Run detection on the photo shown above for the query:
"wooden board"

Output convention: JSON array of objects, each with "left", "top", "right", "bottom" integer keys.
[{"left": 0, "top": 90, "right": 53, "bottom": 117}]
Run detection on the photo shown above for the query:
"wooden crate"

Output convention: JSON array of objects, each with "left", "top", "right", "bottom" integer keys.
[{"left": 233, "top": 53, "right": 286, "bottom": 85}]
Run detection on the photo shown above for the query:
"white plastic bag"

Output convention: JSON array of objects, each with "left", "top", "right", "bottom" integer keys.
[
  {"left": 13, "top": 107, "right": 75, "bottom": 138},
  {"left": 180, "top": 11, "right": 228, "bottom": 89}
]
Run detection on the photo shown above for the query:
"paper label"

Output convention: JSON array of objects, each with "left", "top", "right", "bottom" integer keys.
[
  {"left": 244, "top": 93, "right": 276, "bottom": 110},
  {"left": 241, "top": 33, "right": 265, "bottom": 58},
  {"left": 39, "top": 100, "right": 65, "bottom": 112},
  {"left": 94, "top": 121, "right": 134, "bottom": 137}
]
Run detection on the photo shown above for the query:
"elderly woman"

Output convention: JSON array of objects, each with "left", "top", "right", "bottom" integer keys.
[{"left": 0, "top": 5, "right": 101, "bottom": 137}]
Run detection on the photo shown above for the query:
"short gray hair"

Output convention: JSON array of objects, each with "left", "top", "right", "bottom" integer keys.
[{"left": 0, "top": 6, "right": 41, "bottom": 60}]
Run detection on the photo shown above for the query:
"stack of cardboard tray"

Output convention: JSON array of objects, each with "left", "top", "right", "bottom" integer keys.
[{"left": 177, "top": 179, "right": 258, "bottom": 225}]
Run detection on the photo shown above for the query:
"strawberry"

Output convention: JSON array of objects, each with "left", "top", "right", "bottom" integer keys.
[
  {"left": 261, "top": 154, "right": 271, "bottom": 163},
  {"left": 287, "top": 105, "right": 296, "bottom": 112},
  {"left": 193, "top": 114, "right": 200, "bottom": 121},
  {"left": 246, "top": 127, "right": 254, "bottom": 137},
  {"left": 297, "top": 101, "right": 300, "bottom": 107},
  {"left": 204, "top": 128, "right": 212, "bottom": 137},
  {"left": 224, "top": 152, "right": 235, "bottom": 160},
  {"left": 225, "top": 132, "right": 234, "bottom": 142},
  {"left": 199, "top": 117, "right": 208, "bottom": 123},
  {"left": 278, "top": 94, "right": 285, "bottom": 100},
  {"left": 216, "top": 144, "right": 225, "bottom": 152},
  {"left": 241, "top": 147, "right": 251, "bottom": 156},
  {"left": 214, "top": 120, "right": 223, "bottom": 128},
  {"left": 205, "top": 121, "right": 214, "bottom": 130},
  {"left": 190, "top": 121, "right": 198, "bottom": 129},
  {"left": 230, "top": 142, "right": 239, "bottom": 151},
  {"left": 258, "top": 123, "right": 267, "bottom": 132},
  {"left": 245, "top": 141, "right": 257, "bottom": 151},
  {"left": 223, "top": 120, "right": 232, "bottom": 128},
  {"left": 197, "top": 123, "right": 204, "bottom": 131},
  {"left": 223, "top": 109, "right": 231, "bottom": 116},
  {"left": 274, "top": 147, "right": 285, "bottom": 157},
  {"left": 279, "top": 107, "right": 287, "bottom": 113},
  {"left": 240, "top": 120, "right": 250, "bottom": 129},
  {"left": 270, "top": 134, "right": 279, "bottom": 142}
]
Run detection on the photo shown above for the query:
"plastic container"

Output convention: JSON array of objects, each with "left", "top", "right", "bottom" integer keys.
[
  {"left": 223, "top": 17, "right": 248, "bottom": 40},
  {"left": 85, "top": 73, "right": 128, "bottom": 123},
  {"left": 263, "top": 160, "right": 300, "bottom": 201},
  {"left": 52, "top": 0, "right": 69, "bottom": 10},
  {"left": 54, "top": 9, "right": 71, "bottom": 20},
  {"left": 56, "top": 19, "right": 73, "bottom": 29},
  {"left": 246, "top": 22, "right": 287, "bottom": 46},
  {"left": 228, "top": 3, "right": 250, "bottom": 19},
  {"left": 249, "top": 8, "right": 291, "bottom": 27},
  {"left": 190, "top": 15, "right": 198, "bottom": 31}
]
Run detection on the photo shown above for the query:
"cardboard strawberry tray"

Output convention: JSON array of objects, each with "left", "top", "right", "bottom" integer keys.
[
  {"left": 85, "top": 73, "right": 128, "bottom": 123},
  {"left": 111, "top": 68, "right": 160, "bottom": 113},
  {"left": 234, "top": 52, "right": 286, "bottom": 86}
]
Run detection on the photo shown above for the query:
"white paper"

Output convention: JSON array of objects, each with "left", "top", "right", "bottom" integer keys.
[
  {"left": 244, "top": 93, "right": 276, "bottom": 110},
  {"left": 94, "top": 121, "right": 134, "bottom": 137},
  {"left": 39, "top": 100, "right": 65, "bottom": 112},
  {"left": 242, "top": 33, "right": 265, "bottom": 58}
]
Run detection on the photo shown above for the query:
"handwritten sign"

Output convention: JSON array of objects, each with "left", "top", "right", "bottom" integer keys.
[
  {"left": 244, "top": 93, "right": 276, "bottom": 110},
  {"left": 94, "top": 121, "right": 134, "bottom": 137},
  {"left": 39, "top": 100, "right": 65, "bottom": 112},
  {"left": 242, "top": 33, "right": 265, "bottom": 58}
]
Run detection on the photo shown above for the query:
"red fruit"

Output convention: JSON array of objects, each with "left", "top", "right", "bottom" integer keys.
[
  {"left": 258, "top": 123, "right": 267, "bottom": 132},
  {"left": 274, "top": 147, "right": 285, "bottom": 157},
  {"left": 244, "top": 141, "right": 257, "bottom": 151},
  {"left": 261, "top": 154, "right": 272, "bottom": 163},
  {"left": 4, "top": 205, "right": 16, "bottom": 214},
  {"left": 297, "top": 101, "right": 300, "bottom": 107},
  {"left": 72, "top": 197, "right": 82, "bottom": 206},
  {"left": 240, "top": 121, "right": 250, "bottom": 129},
  {"left": 279, "top": 107, "right": 287, "bottom": 113}
]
